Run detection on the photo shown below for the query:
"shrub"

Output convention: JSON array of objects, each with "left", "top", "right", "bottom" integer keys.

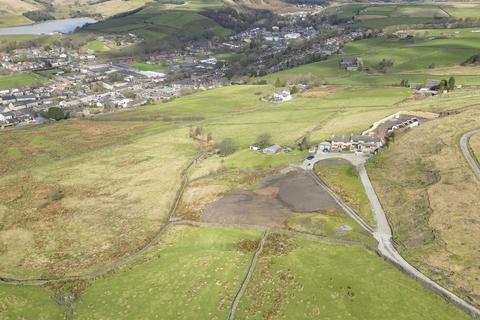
[
  {"left": 47, "top": 107, "right": 65, "bottom": 121},
  {"left": 217, "top": 138, "right": 237, "bottom": 156},
  {"left": 256, "top": 133, "right": 272, "bottom": 148}
]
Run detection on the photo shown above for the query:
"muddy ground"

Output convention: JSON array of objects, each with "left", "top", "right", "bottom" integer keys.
[{"left": 201, "top": 169, "right": 340, "bottom": 227}]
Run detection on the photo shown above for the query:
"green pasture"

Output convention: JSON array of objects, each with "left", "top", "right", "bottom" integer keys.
[
  {"left": 130, "top": 61, "right": 165, "bottom": 71},
  {"left": 236, "top": 235, "right": 470, "bottom": 320},
  {"left": 0, "top": 285, "right": 64, "bottom": 320},
  {"left": 0, "top": 73, "right": 47, "bottom": 90},
  {"left": 84, "top": 6, "right": 230, "bottom": 50},
  {"left": 314, "top": 159, "right": 374, "bottom": 226},
  {"left": 267, "top": 32, "right": 480, "bottom": 86},
  {"left": 74, "top": 226, "right": 260, "bottom": 319},
  {"left": 324, "top": 3, "right": 452, "bottom": 29}
]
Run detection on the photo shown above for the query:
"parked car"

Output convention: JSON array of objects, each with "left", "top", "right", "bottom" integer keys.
[{"left": 306, "top": 155, "right": 315, "bottom": 160}]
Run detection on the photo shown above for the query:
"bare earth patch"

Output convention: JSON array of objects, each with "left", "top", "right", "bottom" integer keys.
[
  {"left": 200, "top": 169, "right": 340, "bottom": 227},
  {"left": 302, "top": 86, "right": 344, "bottom": 98}
]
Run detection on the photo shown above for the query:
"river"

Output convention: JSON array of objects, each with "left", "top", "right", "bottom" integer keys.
[{"left": 0, "top": 18, "right": 97, "bottom": 35}]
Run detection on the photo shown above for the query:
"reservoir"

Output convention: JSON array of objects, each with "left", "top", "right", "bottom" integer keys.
[{"left": 0, "top": 18, "right": 97, "bottom": 35}]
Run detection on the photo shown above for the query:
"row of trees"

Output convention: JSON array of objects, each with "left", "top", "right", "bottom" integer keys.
[
  {"left": 215, "top": 132, "right": 312, "bottom": 157},
  {"left": 399, "top": 77, "right": 456, "bottom": 90}
]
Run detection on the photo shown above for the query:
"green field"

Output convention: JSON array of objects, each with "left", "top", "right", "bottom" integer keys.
[
  {"left": 84, "top": 5, "right": 230, "bottom": 52},
  {"left": 267, "top": 28, "right": 480, "bottom": 88},
  {"left": 0, "top": 285, "right": 65, "bottom": 320},
  {"left": 314, "top": 159, "right": 374, "bottom": 226},
  {"left": 0, "top": 73, "right": 47, "bottom": 90},
  {"left": 287, "top": 212, "right": 376, "bottom": 246},
  {"left": 130, "top": 61, "right": 165, "bottom": 71},
  {"left": 0, "top": 14, "right": 33, "bottom": 27},
  {"left": 366, "top": 108, "right": 480, "bottom": 307},
  {"left": 82, "top": 40, "right": 111, "bottom": 52},
  {"left": 235, "top": 235, "right": 469, "bottom": 320},
  {"left": 73, "top": 226, "right": 260, "bottom": 319},
  {"left": 324, "top": 3, "right": 458, "bottom": 29},
  {"left": 2, "top": 17, "right": 480, "bottom": 318},
  {"left": 0, "top": 227, "right": 471, "bottom": 319}
]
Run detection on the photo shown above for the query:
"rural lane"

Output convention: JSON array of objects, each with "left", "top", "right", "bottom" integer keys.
[
  {"left": 460, "top": 129, "right": 480, "bottom": 182},
  {"left": 304, "top": 153, "right": 480, "bottom": 319}
]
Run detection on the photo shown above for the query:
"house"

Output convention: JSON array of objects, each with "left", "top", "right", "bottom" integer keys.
[
  {"left": 284, "top": 33, "right": 301, "bottom": 40},
  {"left": 350, "top": 135, "right": 383, "bottom": 153},
  {"left": 330, "top": 135, "right": 383, "bottom": 154},
  {"left": 340, "top": 57, "right": 363, "bottom": 71},
  {"left": 425, "top": 79, "right": 440, "bottom": 89},
  {"left": 1, "top": 95, "right": 16, "bottom": 105},
  {"left": 416, "top": 88, "right": 438, "bottom": 96},
  {"left": 272, "top": 90, "right": 292, "bottom": 102},
  {"left": 16, "top": 95, "right": 37, "bottom": 104},
  {"left": 331, "top": 135, "right": 351, "bottom": 151},
  {"left": 262, "top": 144, "right": 282, "bottom": 154},
  {"left": 318, "top": 141, "right": 331, "bottom": 153}
]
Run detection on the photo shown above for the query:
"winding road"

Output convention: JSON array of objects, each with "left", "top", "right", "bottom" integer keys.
[
  {"left": 460, "top": 129, "right": 480, "bottom": 182},
  {"left": 303, "top": 151, "right": 480, "bottom": 319}
]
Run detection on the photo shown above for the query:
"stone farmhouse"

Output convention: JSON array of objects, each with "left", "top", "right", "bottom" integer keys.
[{"left": 330, "top": 134, "right": 384, "bottom": 154}]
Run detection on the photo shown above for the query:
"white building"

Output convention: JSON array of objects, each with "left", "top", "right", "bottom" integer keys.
[{"left": 272, "top": 90, "right": 292, "bottom": 102}]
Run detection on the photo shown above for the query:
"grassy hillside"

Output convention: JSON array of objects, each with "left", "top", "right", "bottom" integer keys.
[
  {"left": 0, "top": 121, "right": 193, "bottom": 278},
  {"left": 2, "top": 22, "right": 480, "bottom": 318},
  {"left": 83, "top": 5, "right": 230, "bottom": 52},
  {"left": 236, "top": 234, "right": 469, "bottom": 319},
  {"left": 314, "top": 159, "right": 374, "bottom": 226},
  {"left": 367, "top": 107, "right": 480, "bottom": 306},
  {"left": 0, "top": 0, "right": 38, "bottom": 26},
  {"left": 73, "top": 226, "right": 260, "bottom": 319},
  {"left": 267, "top": 28, "right": 480, "bottom": 87},
  {"left": 0, "top": 226, "right": 468, "bottom": 319},
  {"left": 324, "top": 3, "right": 480, "bottom": 29},
  {"left": 0, "top": 285, "right": 65, "bottom": 319}
]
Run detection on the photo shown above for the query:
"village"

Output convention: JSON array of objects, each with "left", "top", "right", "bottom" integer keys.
[
  {"left": 0, "top": 16, "right": 371, "bottom": 129},
  {"left": 0, "top": 7, "right": 454, "bottom": 130}
]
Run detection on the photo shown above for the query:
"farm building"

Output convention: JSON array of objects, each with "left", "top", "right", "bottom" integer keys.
[
  {"left": 262, "top": 144, "right": 282, "bottom": 154},
  {"left": 272, "top": 90, "right": 292, "bottom": 102},
  {"left": 330, "top": 135, "right": 384, "bottom": 154},
  {"left": 318, "top": 141, "right": 332, "bottom": 153}
]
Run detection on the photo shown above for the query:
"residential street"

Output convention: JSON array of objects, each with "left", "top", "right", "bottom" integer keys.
[{"left": 304, "top": 152, "right": 480, "bottom": 319}]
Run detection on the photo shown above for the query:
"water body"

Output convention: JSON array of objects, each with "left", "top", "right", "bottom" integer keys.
[{"left": 0, "top": 18, "right": 97, "bottom": 35}]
